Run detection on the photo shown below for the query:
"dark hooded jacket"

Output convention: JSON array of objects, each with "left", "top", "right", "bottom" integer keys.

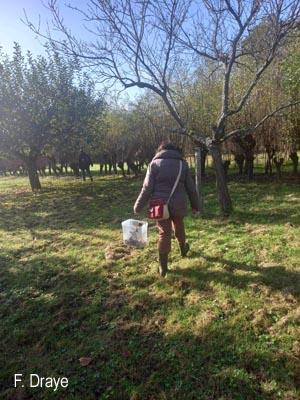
[
  {"left": 78, "top": 152, "right": 93, "bottom": 170},
  {"left": 134, "top": 149, "right": 200, "bottom": 217}
]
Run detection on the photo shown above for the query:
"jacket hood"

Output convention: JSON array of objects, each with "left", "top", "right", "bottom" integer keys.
[{"left": 153, "top": 149, "right": 183, "bottom": 160}]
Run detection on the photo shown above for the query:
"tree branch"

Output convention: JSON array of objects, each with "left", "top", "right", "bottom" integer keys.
[{"left": 222, "top": 100, "right": 300, "bottom": 142}]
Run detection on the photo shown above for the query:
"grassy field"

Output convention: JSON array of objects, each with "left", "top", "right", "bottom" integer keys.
[{"left": 0, "top": 170, "right": 300, "bottom": 400}]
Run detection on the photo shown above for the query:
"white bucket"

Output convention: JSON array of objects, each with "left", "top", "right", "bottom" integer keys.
[{"left": 121, "top": 219, "right": 148, "bottom": 248}]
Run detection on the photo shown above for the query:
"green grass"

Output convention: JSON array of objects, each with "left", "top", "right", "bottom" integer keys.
[{"left": 0, "top": 171, "right": 300, "bottom": 400}]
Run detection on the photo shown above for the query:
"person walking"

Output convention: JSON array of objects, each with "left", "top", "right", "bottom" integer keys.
[
  {"left": 78, "top": 149, "right": 93, "bottom": 181},
  {"left": 134, "top": 141, "right": 200, "bottom": 277}
]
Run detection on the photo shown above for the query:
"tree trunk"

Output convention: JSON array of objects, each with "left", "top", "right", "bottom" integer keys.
[
  {"left": 290, "top": 152, "right": 299, "bottom": 175},
  {"left": 265, "top": 160, "right": 272, "bottom": 174},
  {"left": 210, "top": 141, "right": 233, "bottom": 215},
  {"left": 274, "top": 157, "right": 284, "bottom": 179},
  {"left": 223, "top": 160, "right": 230, "bottom": 177},
  {"left": 126, "top": 159, "right": 139, "bottom": 177},
  {"left": 200, "top": 147, "right": 208, "bottom": 177},
  {"left": 234, "top": 154, "right": 245, "bottom": 174},
  {"left": 26, "top": 157, "right": 42, "bottom": 190},
  {"left": 245, "top": 156, "right": 254, "bottom": 180},
  {"left": 194, "top": 147, "right": 204, "bottom": 214}
]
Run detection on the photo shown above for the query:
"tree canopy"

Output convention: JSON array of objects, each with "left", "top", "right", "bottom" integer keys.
[{"left": 0, "top": 44, "right": 106, "bottom": 189}]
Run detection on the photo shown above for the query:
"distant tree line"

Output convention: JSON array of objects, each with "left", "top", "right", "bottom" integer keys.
[
  {"left": 24, "top": 0, "right": 300, "bottom": 213},
  {"left": 1, "top": 1, "right": 300, "bottom": 199}
]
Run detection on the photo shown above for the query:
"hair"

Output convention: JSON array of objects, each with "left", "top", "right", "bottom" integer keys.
[{"left": 156, "top": 140, "right": 182, "bottom": 154}]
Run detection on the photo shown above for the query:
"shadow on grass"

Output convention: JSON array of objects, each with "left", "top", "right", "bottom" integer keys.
[
  {"left": 171, "top": 253, "right": 300, "bottom": 297},
  {"left": 201, "top": 177, "right": 300, "bottom": 226},
  {"left": 1, "top": 175, "right": 300, "bottom": 399},
  {"left": 0, "top": 175, "right": 141, "bottom": 235},
  {"left": 1, "top": 249, "right": 300, "bottom": 399},
  {"left": 1, "top": 174, "right": 299, "bottom": 237}
]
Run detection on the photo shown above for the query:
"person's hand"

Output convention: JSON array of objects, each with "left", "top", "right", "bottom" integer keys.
[{"left": 192, "top": 209, "right": 200, "bottom": 217}]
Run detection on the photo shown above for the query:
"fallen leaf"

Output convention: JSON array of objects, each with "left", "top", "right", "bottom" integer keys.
[{"left": 79, "top": 357, "right": 92, "bottom": 366}]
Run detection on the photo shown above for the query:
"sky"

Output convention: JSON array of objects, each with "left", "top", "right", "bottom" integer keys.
[
  {"left": 0, "top": 0, "right": 140, "bottom": 101},
  {"left": 0, "top": 1, "right": 151, "bottom": 102},
  {"left": 0, "top": 0, "right": 50, "bottom": 56},
  {"left": 0, "top": 0, "right": 96, "bottom": 56}
]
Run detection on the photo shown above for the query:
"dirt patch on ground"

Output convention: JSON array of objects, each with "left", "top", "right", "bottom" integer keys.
[
  {"left": 244, "top": 224, "right": 270, "bottom": 236},
  {"left": 104, "top": 242, "right": 131, "bottom": 261}
]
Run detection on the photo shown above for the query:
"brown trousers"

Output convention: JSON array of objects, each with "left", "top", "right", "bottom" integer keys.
[{"left": 156, "top": 216, "right": 186, "bottom": 254}]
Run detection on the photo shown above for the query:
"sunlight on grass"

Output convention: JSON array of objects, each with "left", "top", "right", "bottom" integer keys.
[{"left": 0, "top": 172, "right": 300, "bottom": 399}]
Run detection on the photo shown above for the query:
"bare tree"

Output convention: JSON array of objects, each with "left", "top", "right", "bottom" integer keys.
[
  {"left": 25, "top": 0, "right": 191, "bottom": 128},
  {"left": 173, "top": 0, "right": 300, "bottom": 212},
  {"left": 26, "top": 0, "right": 300, "bottom": 213}
]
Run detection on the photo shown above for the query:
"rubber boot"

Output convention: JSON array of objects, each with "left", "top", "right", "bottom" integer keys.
[
  {"left": 158, "top": 252, "right": 169, "bottom": 277},
  {"left": 180, "top": 242, "right": 190, "bottom": 257}
]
